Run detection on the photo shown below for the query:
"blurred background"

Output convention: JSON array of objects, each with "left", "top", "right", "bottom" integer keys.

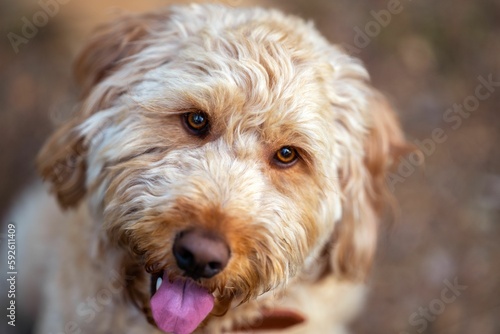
[{"left": 1, "top": 0, "right": 499, "bottom": 333}]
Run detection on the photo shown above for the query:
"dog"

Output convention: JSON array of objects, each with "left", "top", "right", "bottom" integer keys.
[{"left": 3, "top": 4, "right": 408, "bottom": 334}]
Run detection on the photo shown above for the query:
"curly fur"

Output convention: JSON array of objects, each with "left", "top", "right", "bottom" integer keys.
[{"left": 5, "top": 4, "right": 408, "bottom": 333}]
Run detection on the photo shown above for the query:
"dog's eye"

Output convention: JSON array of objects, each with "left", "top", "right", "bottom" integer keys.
[
  {"left": 274, "top": 146, "right": 299, "bottom": 167},
  {"left": 182, "top": 112, "right": 210, "bottom": 136}
]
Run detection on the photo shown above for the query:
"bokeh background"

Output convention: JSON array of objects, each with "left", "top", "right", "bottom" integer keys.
[{"left": 1, "top": 0, "right": 499, "bottom": 333}]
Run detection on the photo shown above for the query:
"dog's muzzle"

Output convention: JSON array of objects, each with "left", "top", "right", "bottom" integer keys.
[{"left": 149, "top": 228, "right": 230, "bottom": 334}]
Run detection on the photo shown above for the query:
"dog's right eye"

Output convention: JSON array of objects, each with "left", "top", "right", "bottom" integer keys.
[
  {"left": 182, "top": 112, "right": 210, "bottom": 136},
  {"left": 273, "top": 146, "right": 299, "bottom": 167}
]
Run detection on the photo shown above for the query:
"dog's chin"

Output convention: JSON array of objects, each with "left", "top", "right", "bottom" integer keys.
[{"left": 147, "top": 270, "right": 308, "bottom": 333}]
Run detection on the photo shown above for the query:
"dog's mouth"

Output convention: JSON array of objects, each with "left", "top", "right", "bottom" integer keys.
[{"left": 150, "top": 271, "right": 214, "bottom": 334}]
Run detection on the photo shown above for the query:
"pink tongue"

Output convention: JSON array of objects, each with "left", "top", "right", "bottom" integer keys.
[{"left": 151, "top": 273, "right": 214, "bottom": 334}]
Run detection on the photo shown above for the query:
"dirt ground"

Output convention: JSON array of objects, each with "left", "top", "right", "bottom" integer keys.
[{"left": 1, "top": 0, "right": 499, "bottom": 333}]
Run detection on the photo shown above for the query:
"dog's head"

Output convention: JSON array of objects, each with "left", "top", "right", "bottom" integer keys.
[{"left": 38, "top": 4, "right": 407, "bottom": 332}]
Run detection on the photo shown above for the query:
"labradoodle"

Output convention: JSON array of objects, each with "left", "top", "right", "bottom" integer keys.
[{"left": 4, "top": 4, "right": 408, "bottom": 334}]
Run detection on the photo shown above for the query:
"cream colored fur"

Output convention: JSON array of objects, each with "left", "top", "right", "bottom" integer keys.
[{"left": 2, "top": 4, "right": 407, "bottom": 334}]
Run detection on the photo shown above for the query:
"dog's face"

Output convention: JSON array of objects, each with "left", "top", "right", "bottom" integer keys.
[{"left": 37, "top": 5, "right": 407, "bottom": 332}]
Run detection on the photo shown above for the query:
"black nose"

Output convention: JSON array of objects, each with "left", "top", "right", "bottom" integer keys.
[{"left": 173, "top": 228, "right": 230, "bottom": 279}]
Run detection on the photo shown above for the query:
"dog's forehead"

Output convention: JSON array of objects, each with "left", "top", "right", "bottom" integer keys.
[
  {"left": 178, "top": 15, "right": 333, "bottom": 114},
  {"left": 137, "top": 13, "right": 336, "bottom": 152}
]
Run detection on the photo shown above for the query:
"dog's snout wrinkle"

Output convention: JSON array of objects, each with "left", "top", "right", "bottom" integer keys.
[{"left": 173, "top": 228, "right": 230, "bottom": 279}]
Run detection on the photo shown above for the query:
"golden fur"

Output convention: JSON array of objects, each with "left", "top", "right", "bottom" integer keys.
[{"left": 6, "top": 4, "right": 408, "bottom": 333}]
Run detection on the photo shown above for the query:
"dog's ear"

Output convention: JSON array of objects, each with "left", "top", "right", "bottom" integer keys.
[
  {"left": 74, "top": 11, "right": 164, "bottom": 98},
  {"left": 331, "top": 92, "right": 411, "bottom": 281},
  {"left": 37, "top": 12, "right": 165, "bottom": 208}
]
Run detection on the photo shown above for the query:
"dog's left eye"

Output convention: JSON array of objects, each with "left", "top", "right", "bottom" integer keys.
[
  {"left": 273, "top": 146, "right": 299, "bottom": 167},
  {"left": 182, "top": 111, "right": 210, "bottom": 136}
]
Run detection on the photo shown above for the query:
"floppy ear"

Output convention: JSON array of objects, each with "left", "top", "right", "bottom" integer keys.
[
  {"left": 74, "top": 11, "right": 165, "bottom": 98},
  {"left": 331, "top": 91, "right": 411, "bottom": 281},
  {"left": 37, "top": 11, "right": 165, "bottom": 208}
]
